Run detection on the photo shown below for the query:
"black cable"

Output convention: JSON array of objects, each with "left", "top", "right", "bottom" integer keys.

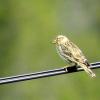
[{"left": 0, "top": 62, "right": 100, "bottom": 85}]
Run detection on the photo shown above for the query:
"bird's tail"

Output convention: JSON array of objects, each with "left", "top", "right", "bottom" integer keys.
[{"left": 78, "top": 63, "right": 96, "bottom": 78}]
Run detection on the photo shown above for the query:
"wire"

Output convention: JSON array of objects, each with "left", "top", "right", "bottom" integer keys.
[{"left": 0, "top": 62, "right": 100, "bottom": 85}]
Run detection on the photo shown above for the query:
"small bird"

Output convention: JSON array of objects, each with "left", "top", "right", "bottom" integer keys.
[{"left": 53, "top": 35, "right": 96, "bottom": 78}]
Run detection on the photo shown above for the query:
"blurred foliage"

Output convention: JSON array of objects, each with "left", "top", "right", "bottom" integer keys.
[{"left": 0, "top": 0, "right": 100, "bottom": 100}]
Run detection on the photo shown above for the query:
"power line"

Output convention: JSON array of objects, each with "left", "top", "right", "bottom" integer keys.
[{"left": 0, "top": 62, "right": 100, "bottom": 85}]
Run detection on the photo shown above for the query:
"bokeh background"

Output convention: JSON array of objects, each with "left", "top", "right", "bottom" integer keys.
[{"left": 0, "top": 0, "right": 100, "bottom": 100}]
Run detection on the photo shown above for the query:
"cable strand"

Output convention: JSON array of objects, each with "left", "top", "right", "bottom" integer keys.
[{"left": 0, "top": 62, "right": 100, "bottom": 85}]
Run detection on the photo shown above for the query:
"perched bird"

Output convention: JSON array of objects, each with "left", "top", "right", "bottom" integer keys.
[{"left": 53, "top": 35, "right": 96, "bottom": 78}]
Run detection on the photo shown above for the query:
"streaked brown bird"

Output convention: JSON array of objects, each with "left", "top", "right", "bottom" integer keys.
[{"left": 53, "top": 35, "right": 96, "bottom": 78}]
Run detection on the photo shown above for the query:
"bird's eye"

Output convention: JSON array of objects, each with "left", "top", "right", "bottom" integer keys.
[{"left": 57, "top": 37, "right": 59, "bottom": 40}]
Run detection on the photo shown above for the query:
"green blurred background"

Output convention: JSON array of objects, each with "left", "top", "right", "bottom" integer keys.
[{"left": 0, "top": 0, "right": 100, "bottom": 100}]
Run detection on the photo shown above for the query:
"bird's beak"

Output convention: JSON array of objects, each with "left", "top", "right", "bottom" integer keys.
[{"left": 52, "top": 39, "right": 56, "bottom": 44}]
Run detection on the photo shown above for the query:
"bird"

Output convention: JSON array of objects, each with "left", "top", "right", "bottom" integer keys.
[{"left": 52, "top": 35, "right": 96, "bottom": 78}]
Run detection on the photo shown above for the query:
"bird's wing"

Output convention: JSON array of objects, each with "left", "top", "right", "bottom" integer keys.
[
  {"left": 56, "top": 44, "right": 73, "bottom": 62},
  {"left": 60, "top": 44, "right": 78, "bottom": 63},
  {"left": 64, "top": 41, "right": 88, "bottom": 65}
]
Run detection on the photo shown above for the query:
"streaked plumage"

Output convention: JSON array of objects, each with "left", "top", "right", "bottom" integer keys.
[{"left": 53, "top": 35, "right": 96, "bottom": 78}]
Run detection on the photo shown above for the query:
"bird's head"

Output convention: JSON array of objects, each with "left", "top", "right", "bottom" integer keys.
[{"left": 52, "top": 35, "right": 69, "bottom": 45}]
